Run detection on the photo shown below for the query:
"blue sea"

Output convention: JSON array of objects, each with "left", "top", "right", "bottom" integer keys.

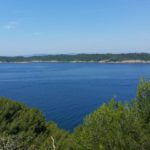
[{"left": 0, "top": 63, "right": 150, "bottom": 130}]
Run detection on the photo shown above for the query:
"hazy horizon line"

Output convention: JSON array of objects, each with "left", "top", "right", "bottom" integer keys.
[{"left": 0, "top": 52, "right": 150, "bottom": 57}]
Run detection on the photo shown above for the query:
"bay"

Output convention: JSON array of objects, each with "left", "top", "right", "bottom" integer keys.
[{"left": 0, "top": 63, "right": 150, "bottom": 130}]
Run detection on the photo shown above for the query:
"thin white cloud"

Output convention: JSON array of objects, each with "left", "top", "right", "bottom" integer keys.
[{"left": 3, "top": 21, "right": 18, "bottom": 30}]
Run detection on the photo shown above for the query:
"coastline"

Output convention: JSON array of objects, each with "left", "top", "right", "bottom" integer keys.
[{"left": 0, "top": 60, "right": 150, "bottom": 64}]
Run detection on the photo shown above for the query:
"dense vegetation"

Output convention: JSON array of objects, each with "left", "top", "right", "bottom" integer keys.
[
  {"left": 0, "top": 53, "right": 150, "bottom": 62},
  {"left": 0, "top": 79, "right": 150, "bottom": 149}
]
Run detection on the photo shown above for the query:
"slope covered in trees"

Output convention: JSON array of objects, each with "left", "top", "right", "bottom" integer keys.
[
  {"left": 0, "top": 53, "right": 150, "bottom": 62},
  {"left": 0, "top": 79, "right": 150, "bottom": 149}
]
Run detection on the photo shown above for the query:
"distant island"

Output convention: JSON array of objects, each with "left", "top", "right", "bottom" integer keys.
[{"left": 1, "top": 53, "right": 150, "bottom": 63}]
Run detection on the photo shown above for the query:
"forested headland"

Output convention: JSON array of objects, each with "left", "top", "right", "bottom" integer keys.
[
  {"left": 0, "top": 53, "right": 150, "bottom": 63},
  {"left": 0, "top": 79, "right": 150, "bottom": 150}
]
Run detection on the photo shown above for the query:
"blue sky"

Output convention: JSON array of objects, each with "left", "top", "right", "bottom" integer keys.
[{"left": 0, "top": 0, "right": 150, "bottom": 56}]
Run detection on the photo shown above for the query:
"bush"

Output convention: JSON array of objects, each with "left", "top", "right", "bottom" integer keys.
[{"left": 0, "top": 79, "right": 150, "bottom": 149}]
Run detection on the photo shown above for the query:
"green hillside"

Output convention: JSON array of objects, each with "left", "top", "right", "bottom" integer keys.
[{"left": 0, "top": 53, "right": 150, "bottom": 62}]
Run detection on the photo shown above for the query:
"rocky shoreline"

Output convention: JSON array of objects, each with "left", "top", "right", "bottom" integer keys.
[{"left": 0, "top": 60, "right": 150, "bottom": 64}]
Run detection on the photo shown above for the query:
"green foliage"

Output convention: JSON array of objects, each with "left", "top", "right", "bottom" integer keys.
[
  {"left": 136, "top": 78, "right": 150, "bottom": 123},
  {"left": 0, "top": 97, "right": 75, "bottom": 150},
  {"left": 0, "top": 79, "right": 150, "bottom": 149},
  {"left": 0, "top": 53, "right": 150, "bottom": 62},
  {"left": 74, "top": 99, "right": 149, "bottom": 150},
  {"left": 0, "top": 135, "right": 36, "bottom": 150},
  {"left": 74, "top": 80, "right": 150, "bottom": 150}
]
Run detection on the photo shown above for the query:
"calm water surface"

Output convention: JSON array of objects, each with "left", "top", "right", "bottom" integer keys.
[{"left": 0, "top": 63, "right": 150, "bottom": 130}]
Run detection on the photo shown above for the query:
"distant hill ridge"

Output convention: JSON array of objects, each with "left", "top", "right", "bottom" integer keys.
[{"left": 0, "top": 53, "right": 150, "bottom": 63}]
